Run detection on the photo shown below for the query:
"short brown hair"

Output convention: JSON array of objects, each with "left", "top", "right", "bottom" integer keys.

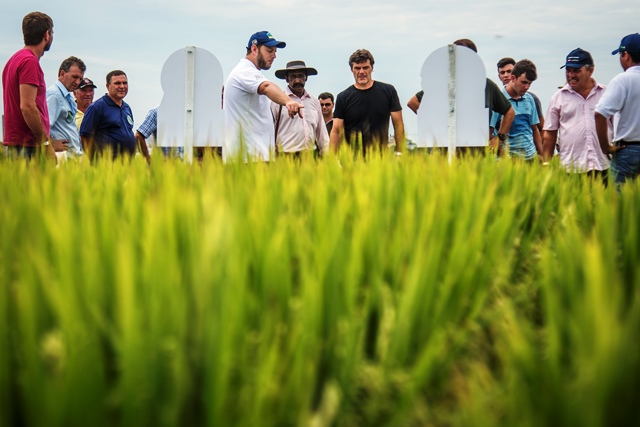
[
  {"left": 58, "top": 56, "right": 86, "bottom": 76},
  {"left": 349, "top": 49, "right": 375, "bottom": 68},
  {"left": 512, "top": 59, "right": 537, "bottom": 81},
  {"left": 318, "top": 92, "right": 334, "bottom": 103},
  {"left": 106, "top": 70, "right": 127, "bottom": 84},
  {"left": 497, "top": 57, "right": 516, "bottom": 69},
  {"left": 453, "top": 39, "right": 477, "bottom": 53},
  {"left": 22, "top": 12, "right": 53, "bottom": 46}
]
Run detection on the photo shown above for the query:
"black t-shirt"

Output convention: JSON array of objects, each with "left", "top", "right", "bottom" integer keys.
[{"left": 334, "top": 81, "right": 402, "bottom": 150}]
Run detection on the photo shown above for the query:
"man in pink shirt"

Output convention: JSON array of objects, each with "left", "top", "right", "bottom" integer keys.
[
  {"left": 542, "top": 48, "right": 612, "bottom": 182},
  {"left": 2, "top": 11, "right": 56, "bottom": 160}
]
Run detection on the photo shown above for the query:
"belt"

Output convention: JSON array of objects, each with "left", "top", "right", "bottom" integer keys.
[{"left": 618, "top": 140, "right": 640, "bottom": 145}]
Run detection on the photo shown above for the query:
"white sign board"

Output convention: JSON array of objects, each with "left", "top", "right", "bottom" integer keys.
[
  {"left": 158, "top": 46, "right": 224, "bottom": 162},
  {"left": 417, "top": 45, "right": 488, "bottom": 152}
]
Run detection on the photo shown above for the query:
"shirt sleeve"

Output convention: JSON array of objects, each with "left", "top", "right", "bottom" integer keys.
[
  {"left": 333, "top": 92, "right": 345, "bottom": 120},
  {"left": 490, "top": 110, "right": 501, "bottom": 129},
  {"left": 314, "top": 98, "right": 330, "bottom": 150},
  {"left": 79, "top": 102, "right": 98, "bottom": 137},
  {"left": 46, "top": 89, "right": 60, "bottom": 125},
  {"left": 239, "top": 68, "right": 268, "bottom": 94},
  {"left": 543, "top": 92, "right": 560, "bottom": 131},
  {"left": 137, "top": 108, "right": 157, "bottom": 138},
  {"left": 531, "top": 93, "right": 543, "bottom": 118},
  {"left": 529, "top": 96, "right": 540, "bottom": 127},
  {"left": 595, "top": 76, "right": 624, "bottom": 119},
  {"left": 487, "top": 79, "right": 511, "bottom": 115},
  {"left": 18, "top": 56, "right": 42, "bottom": 86},
  {"left": 389, "top": 85, "right": 402, "bottom": 112}
]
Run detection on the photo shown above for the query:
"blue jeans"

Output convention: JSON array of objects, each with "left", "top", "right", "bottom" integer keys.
[
  {"left": 161, "top": 147, "right": 184, "bottom": 160},
  {"left": 4, "top": 145, "right": 37, "bottom": 160},
  {"left": 611, "top": 144, "right": 640, "bottom": 184}
]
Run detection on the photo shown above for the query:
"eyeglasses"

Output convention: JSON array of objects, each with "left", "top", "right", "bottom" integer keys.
[{"left": 320, "top": 102, "right": 332, "bottom": 107}]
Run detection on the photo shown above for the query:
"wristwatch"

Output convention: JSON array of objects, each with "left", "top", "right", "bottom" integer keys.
[{"left": 498, "top": 133, "right": 507, "bottom": 142}]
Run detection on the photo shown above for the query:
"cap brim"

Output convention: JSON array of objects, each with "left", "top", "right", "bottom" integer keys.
[
  {"left": 560, "top": 64, "right": 584, "bottom": 69},
  {"left": 264, "top": 40, "right": 286, "bottom": 48},
  {"left": 612, "top": 48, "right": 622, "bottom": 55}
]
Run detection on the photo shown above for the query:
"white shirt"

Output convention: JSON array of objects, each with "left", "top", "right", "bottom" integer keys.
[
  {"left": 270, "top": 86, "right": 329, "bottom": 153},
  {"left": 224, "top": 58, "right": 272, "bottom": 161},
  {"left": 595, "top": 66, "right": 640, "bottom": 142}
]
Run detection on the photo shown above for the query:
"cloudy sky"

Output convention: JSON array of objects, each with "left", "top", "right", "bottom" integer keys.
[{"left": 1, "top": 0, "right": 637, "bottom": 140}]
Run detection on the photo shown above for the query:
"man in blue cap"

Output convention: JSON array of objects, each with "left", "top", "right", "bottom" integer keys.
[
  {"left": 542, "top": 48, "right": 612, "bottom": 183},
  {"left": 224, "top": 31, "right": 304, "bottom": 162},
  {"left": 595, "top": 33, "right": 640, "bottom": 184}
]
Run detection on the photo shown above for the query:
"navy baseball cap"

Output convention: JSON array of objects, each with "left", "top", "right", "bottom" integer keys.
[
  {"left": 78, "top": 77, "right": 97, "bottom": 89},
  {"left": 247, "top": 31, "right": 286, "bottom": 49},
  {"left": 612, "top": 33, "right": 640, "bottom": 55},
  {"left": 560, "top": 48, "right": 593, "bottom": 69}
]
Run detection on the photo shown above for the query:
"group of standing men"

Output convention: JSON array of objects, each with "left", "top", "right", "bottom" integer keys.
[
  {"left": 223, "top": 31, "right": 405, "bottom": 162},
  {"left": 2, "top": 12, "right": 149, "bottom": 164},
  {"left": 3, "top": 13, "right": 640, "bottom": 184},
  {"left": 403, "top": 36, "right": 640, "bottom": 185}
]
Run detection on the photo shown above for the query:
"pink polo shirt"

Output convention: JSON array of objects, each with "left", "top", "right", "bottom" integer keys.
[{"left": 544, "top": 80, "right": 612, "bottom": 172}]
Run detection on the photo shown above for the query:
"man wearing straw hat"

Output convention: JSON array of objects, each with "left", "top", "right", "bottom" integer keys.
[{"left": 271, "top": 60, "right": 329, "bottom": 158}]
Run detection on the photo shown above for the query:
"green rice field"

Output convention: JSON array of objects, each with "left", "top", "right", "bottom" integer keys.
[{"left": 1, "top": 151, "right": 639, "bottom": 426}]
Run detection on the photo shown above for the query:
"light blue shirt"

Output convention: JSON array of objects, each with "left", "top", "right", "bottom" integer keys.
[
  {"left": 491, "top": 88, "right": 539, "bottom": 160},
  {"left": 46, "top": 80, "right": 82, "bottom": 156}
]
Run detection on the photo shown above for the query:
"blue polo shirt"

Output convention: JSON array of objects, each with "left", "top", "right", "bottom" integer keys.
[
  {"left": 490, "top": 89, "right": 539, "bottom": 160},
  {"left": 80, "top": 94, "right": 136, "bottom": 157}
]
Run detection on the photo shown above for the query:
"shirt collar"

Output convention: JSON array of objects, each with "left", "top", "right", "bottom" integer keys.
[
  {"left": 560, "top": 78, "right": 605, "bottom": 96},
  {"left": 103, "top": 94, "right": 125, "bottom": 108},
  {"left": 284, "top": 85, "right": 309, "bottom": 99},
  {"left": 55, "top": 80, "right": 72, "bottom": 98},
  {"left": 501, "top": 85, "right": 526, "bottom": 101}
]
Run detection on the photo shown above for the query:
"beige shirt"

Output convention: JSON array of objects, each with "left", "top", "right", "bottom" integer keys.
[{"left": 271, "top": 86, "right": 329, "bottom": 153}]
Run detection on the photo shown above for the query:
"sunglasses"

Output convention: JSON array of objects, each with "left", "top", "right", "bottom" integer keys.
[{"left": 320, "top": 102, "right": 332, "bottom": 107}]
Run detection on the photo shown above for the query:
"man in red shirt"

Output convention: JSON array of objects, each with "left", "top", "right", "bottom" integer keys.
[{"left": 2, "top": 11, "right": 56, "bottom": 160}]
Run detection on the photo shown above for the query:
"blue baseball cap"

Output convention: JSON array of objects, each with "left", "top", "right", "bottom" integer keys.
[
  {"left": 612, "top": 33, "right": 640, "bottom": 55},
  {"left": 247, "top": 31, "right": 286, "bottom": 50},
  {"left": 560, "top": 48, "right": 593, "bottom": 69}
]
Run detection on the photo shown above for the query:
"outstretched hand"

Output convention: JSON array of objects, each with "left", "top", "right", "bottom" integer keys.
[{"left": 285, "top": 101, "right": 304, "bottom": 119}]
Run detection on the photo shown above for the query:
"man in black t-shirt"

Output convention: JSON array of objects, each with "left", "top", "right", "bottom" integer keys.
[{"left": 330, "top": 49, "right": 405, "bottom": 155}]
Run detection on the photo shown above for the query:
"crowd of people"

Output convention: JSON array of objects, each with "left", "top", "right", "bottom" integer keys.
[{"left": 3, "top": 12, "right": 640, "bottom": 184}]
